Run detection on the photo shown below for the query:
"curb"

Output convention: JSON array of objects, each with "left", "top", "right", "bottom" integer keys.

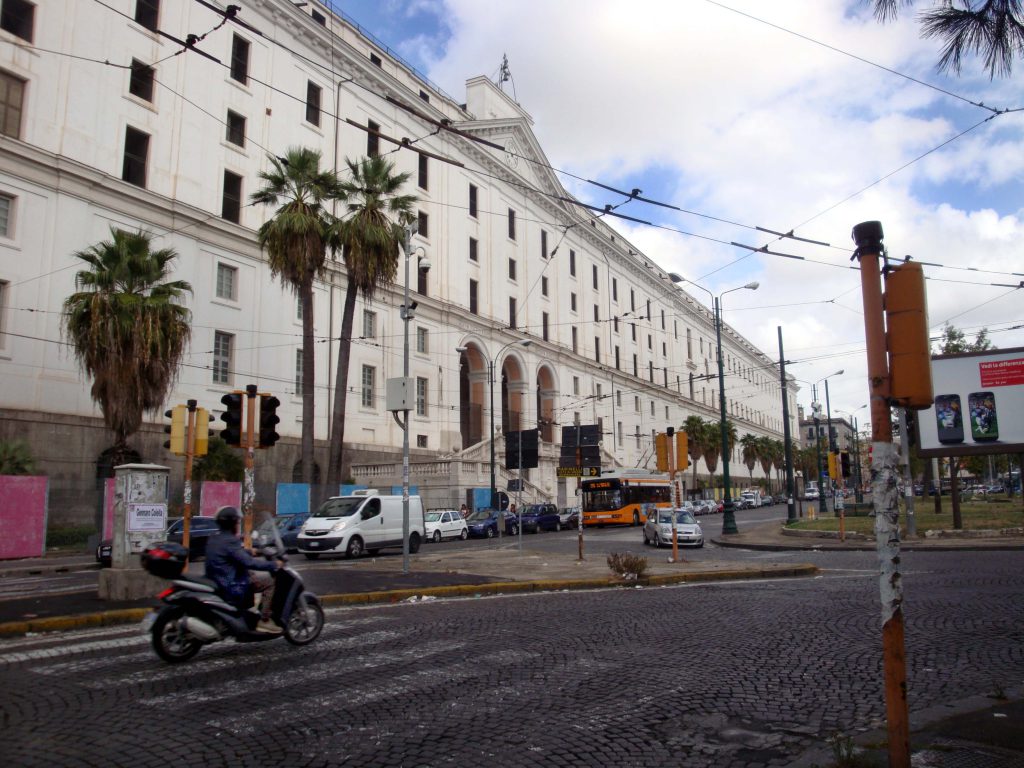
[{"left": 0, "top": 564, "right": 819, "bottom": 638}]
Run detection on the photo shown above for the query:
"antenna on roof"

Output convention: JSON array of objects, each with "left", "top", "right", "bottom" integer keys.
[{"left": 495, "top": 54, "right": 518, "bottom": 101}]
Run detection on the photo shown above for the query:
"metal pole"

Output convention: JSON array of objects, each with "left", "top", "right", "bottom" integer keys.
[
  {"left": 183, "top": 399, "right": 196, "bottom": 556},
  {"left": 668, "top": 426, "right": 679, "bottom": 562},
  {"left": 778, "top": 327, "right": 797, "bottom": 524},
  {"left": 825, "top": 379, "right": 842, "bottom": 540},
  {"left": 899, "top": 408, "right": 916, "bottom": 537},
  {"left": 853, "top": 219, "right": 910, "bottom": 768},
  {"left": 576, "top": 413, "right": 584, "bottom": 561},
  {"left": 489, "top": 357, "right": 500, "bottom": 541},
  {"left": 854, "top": 417, "right": 864, "bottom": 504},
  {"left": 401, "top": 226, "right": 412, "bottom": 574},
  {"left": 716, "top": 296, "right": 738, "bottom": 535},
  {"left": 243, "top": 383, "right": 257, "bottom": 547},
  {"left": 812, "top": 389, "right": 822, "bottom": 521}
]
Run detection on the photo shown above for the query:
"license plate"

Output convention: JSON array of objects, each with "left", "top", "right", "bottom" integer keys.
[
  {"left": 139, "top": 612, "right": 156, "bottom": 634},
  {"left": 307, "top": 541, "right": 320, "bottom": 548}
]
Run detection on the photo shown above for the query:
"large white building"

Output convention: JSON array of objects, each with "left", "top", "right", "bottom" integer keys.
[{"left": 0, "top": 0, "right": 798, "bottom": 520}]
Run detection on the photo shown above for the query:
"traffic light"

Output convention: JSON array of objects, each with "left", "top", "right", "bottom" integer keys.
[
  {"left": 258, "top": 394, "right": 281, "bottom": 449},
  {"left": 194, "top": 407, "right": 211, "bottom": 456},
  {"left": 163, "top": 404, "right": 186, "bottom": 455},
  {"left": 655, "top": 432, "right": 669, "bottom": 472},
  {"left": 505, "top": 431, "right": 520, "bottom": 469},
  {"left": 828, "top": 451, "right": 839, "bottom": 480},
  {"left": 676, "top": 431, "right": 689, "bottom": 471},
  {"left": 885, "top": 261, "right": 933, "bottom": 410},
  {"left": 840, "top": 451, "right": 851, "bottom": 479},
  {"left": 220, "top": 392, "right": 243, "bottom": 447}
]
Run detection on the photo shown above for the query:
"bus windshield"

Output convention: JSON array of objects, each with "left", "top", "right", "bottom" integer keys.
[{"left": 583, "top": 488, "right": 623, "bottom": 512}]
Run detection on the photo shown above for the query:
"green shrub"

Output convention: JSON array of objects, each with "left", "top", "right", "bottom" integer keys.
[{"left": 46, "top": 524, "right": 97, "bottom": 548}]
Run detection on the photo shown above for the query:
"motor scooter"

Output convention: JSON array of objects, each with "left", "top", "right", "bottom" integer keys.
[{"left": 143, "top": 513, "right": 324, "bottom": 663}]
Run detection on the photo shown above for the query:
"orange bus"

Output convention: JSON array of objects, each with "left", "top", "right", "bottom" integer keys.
[{"left": 581, "top": 469, "right": 672, "bottom": 526}]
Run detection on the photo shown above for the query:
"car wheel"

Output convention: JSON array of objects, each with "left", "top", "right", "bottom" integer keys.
[
  {"left": 460, "top": 529, "right": 468, "bottom": 540},
  {"left": 643, "top": 531, "right": 650, "bottom": 546},
  {"left": 510, "top": 524, "right": 519, "bottom": 535},
  {"left": 303, "top": 553, "right": 320, "bottom": 560},
  {"left": 486, "top": 527, "right": 495, "bottom": 539},
  {"left": 346, "top": 536, "right": 364, "bottom": 559},
  {"left": 653, "top": 534, "right": 661, "bottom": 548},
  {"left": 433, "top": 530, "right": 442, "bottom": 543},
  {"left": 555, "top": 522, "right": 561, "bottom": 532},
  {"left": 409, "top": 532, "right": 422, "bottom": 554}
]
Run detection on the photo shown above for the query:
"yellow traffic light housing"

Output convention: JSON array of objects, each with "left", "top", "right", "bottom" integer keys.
[
  {"left": 655, "top": 432, "right": 669, "bottom": 472},
  {"left": 194, "top": 407, "right": 210, "bottom": 456},
  {"left": 676, "top": 431, "right": 689, "bottom": 471},
  {"left": 163, "top": 404, "right": 186, "bottom": 455},
  {"left": 828, "top": 451, "right": 839, "bottom": 480},
  {"left": 885, "top": 262, "right": 933, "bottom": 409}
]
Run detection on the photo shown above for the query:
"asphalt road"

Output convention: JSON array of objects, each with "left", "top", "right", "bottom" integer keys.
[{"left": 2, "top": 541, "right": 1021, "bottom": 767}]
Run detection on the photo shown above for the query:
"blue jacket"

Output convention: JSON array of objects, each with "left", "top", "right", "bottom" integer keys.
[{"left": 204, "top": 531, "right": 278, "bottom": 606}]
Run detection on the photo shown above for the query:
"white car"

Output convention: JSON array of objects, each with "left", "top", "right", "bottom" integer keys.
[
  {"left": 643, "top": 508, "right": 704, "bottom": 548},
  {"left": 424, "top": 509, "right": 469, "bottom": 543}
]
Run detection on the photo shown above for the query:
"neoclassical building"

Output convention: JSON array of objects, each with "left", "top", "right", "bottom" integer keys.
[{"left": 0, "top": 0, "right": 798, "bottom": 519}]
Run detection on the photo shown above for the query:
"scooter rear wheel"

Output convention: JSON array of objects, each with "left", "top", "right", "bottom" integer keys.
[
  {"left": 285, "top": 595, "right": 324, "bottom": 646},
  {"left": 152, "top": 606, "right": 201, "bottom": 663}
]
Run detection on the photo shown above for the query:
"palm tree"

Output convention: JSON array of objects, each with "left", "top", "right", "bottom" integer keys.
[
  {"left": 756, "top": 435, "right": 776, "bottom": 493},
  {"left": 63, "top": 228, "right": 192, "bottom": 464},
  {"left": 683, "top": 415, "right": 708, "bottom": 495},
  {"left": 327, "top": 155, "right": 416, "bottom": 490},
  {"left": 251, "top": 148, "right": 343, "bottom": 484},
  {"left": 740, "top": 433, "right": 759, "bottom": 487},
  {"left": 871, "top": 0, "right": 1024, "bottom": 78}
]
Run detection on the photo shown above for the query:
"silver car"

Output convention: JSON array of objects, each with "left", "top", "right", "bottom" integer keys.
[{"left": 643, "top": 509, "right": 704, "bottom": 548}]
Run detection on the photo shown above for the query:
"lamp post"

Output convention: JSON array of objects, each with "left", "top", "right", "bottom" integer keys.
[
  {"left": 674, "top": 275, "right": 758, "bottom": 535},
  {"left": 811, "top": 369, "right": 844, "bottom": 516},
  {"left": 456, "top": 338, "right": 531, "bottom": 539}
]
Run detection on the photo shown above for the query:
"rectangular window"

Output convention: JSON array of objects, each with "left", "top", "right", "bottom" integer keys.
[
  {"left": 230, "top": 34, "right": 250, "bottom": 85},
  {"left": 122, "top": 126, "right": 150, "bottom": 187},
  {"left": 469, "top": 279, "right": 478, "bottom": 314},
  {"left": 419, "top": 89, "right": 430, "bottom": 103},
  {"left": 418, "top": 153, "right": 428, "bottom": 190},
  {"left": 416, "top": 265, "right": 427, "bottom": 296},
  {"left": 508, "top": 258, "right": 516, "bottom": 281},
  {"left": 311, "top": 8, "right": 325, "bottom": 25},
  {"left": 593, "top": 305, "right": 599, "bottom": 323},
  {"left": 362, "top": 309, "right": 376, "bottom": 339},
  {"left": 294, "top": 349, "right": 304, "bottom": 392},
  {"left": 569, "top": 250, "right": 576, "bottom": 277},
  {"left": 417, "top": 210, "right": 428, "bottom": 239},
  {"left": 647, "top": 334, "right": 652, "bottom": 351},
  {"left": 592, "top": 264, "right": 598, "bottom": 290},
  {"left": 613, "top": 317, "right": 619, "bottom": 333},
  {"left": 215, "top": 263, "right": 237, "bottom": 300},
  {"left": 226, "top": 110, "right": 245, "bottom": 147},
  {"left": 571, "top": 327, "right": 578, "bottom": 354},
  {"left": 614, "top": 346, "right": 620, "bottom": 370},
  {"left": 542, "top": 312, "right": 549, "bottom": 341},
  {"left": 416, "top": 377, "right": 428, "bottom": 416},
  {"left": 370, "top": 52, "right": 382, "bottom": 67},
  {"left": 541, "top": 230, "right": 547, "bottom": 259},
  {"left": 213, "top": 331, "right": 233, "bottom": 385},
  {"left": 416, "top": 326, "right": 428, "bottom": 354},
  {"left": 594, "top": 337, "right": 600, "bottom": 363},
  {"left": 573, "top": 376, "right": 579, "bottom": 396},
  {"left": 630, "top": 289, "right": 635, "bottom": 312},
  {"left": 416, "top": 434, "right": 428, "bottom": 448},
  {"left": 541, "top": 276, "right": 548, "bottom": 297},
  {"left": 507, "top": 208, "right": 516, "bottom": 240},
  {"left": 469, "top": 237, "right": 478, "bottom": 262},
  {"left": 612, "top": 278, "right": 618, "bottom": 302},
  {"left": 0, "top": 70, "right": 25, "bottom": 138},
  {"left": 1, "top": 0, "right": 34, "bottom": 42},
  {"left": 661, "top": 309, "right": 665, "bottom": 330},
  {"left": 305, "top": 81, "right": 322, "bottom": 126},
  {"left": 135, "top": 0, "right": 159, "bottom": 31},
  {"left": 0, "top": 278, "right": 8, "bottom": 351},
  {"left": 634, "top": 396, "right": 640, "bottom": 413},
  {"left": 509, "top": 297, "right": 517, "bottom": 329},
  {"left": 570, "top": 293, "right": 577, "bottom": 313},
  {"left": 361, "top": 365, "right": 375, "bottom": 408},
  {"left": 367, "top": 119, "right": 380, "bottom": 157},
  {"left": 469, "top": 184, "right": 477, "bottom": 217},
  {"left": 617, "top": 422, "right": 623, "bottom": 445},
  {"left": 649, "top": 361, "right": 654, "bottom": 381},
  {"left": 129, "top": 59, "right": 155, "bottom": 102},
  {"left": 0, "top": 194, "right": 12, "bottom": 237},
  {"left": 222, "top": 171, "right": 242, "bottom": 223},
  {"left": 632, "top": 354, "right": 638, "bottom": 377}
]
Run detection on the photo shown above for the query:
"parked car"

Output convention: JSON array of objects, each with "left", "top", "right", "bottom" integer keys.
[
  {"left": 558, "top": 506, "right": 580, "bottom": 529},
  {"left": 987, "top": 484, "right": 1005, "bottom": 494},
  {"left": 643, "top": 508, "right": 704, "bottom": 548},
  {"left": 515, "top": 503, "right": 561, "bottom": 533},
  {"left": 773, "top": 494, "right": 788, "bottom": 505},
  {"left": 804, "top": 488, "right": 820, "bottom": 501},
  {"left": 693, "top": 499, "right": 716, "bottom": 516},
  {"left": 761, "top": 495, "right": 774, "bottom": 507},
  {"left": 276, "top": 512, "right": 310, "bottom": 552},
  {"left": 424, "top": 509, "right": 469, "bottom": 542},
  {"left": 166, "top": 516, "right": 220, "bottom": 560},
  {"left": 465, "top": 509, "right": 514, "bottom": 538}
]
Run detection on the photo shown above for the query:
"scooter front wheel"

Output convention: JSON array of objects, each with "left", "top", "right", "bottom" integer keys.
[
  {"left": 152, "top": 606, "right": 202, "bottom": 663},
  {"left": 285, "top": 595, "right": 324, "bottom": 646}
]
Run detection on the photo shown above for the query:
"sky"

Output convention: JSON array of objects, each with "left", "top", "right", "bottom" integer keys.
[{"left": 331, "top": 0, "right": 1023, "bottom": 429}]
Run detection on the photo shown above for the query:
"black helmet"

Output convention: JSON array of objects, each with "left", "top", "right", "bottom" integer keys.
[{"left": 215, "top": 506, "right": 242, "bottom": 532}]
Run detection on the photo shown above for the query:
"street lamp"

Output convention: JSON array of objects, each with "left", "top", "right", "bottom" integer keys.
[
  {"left": 673, "top": 275, "right": 759, "bottom": 535},
  {"left": 455, "top": 338, "right": 531, "bottom": 538},
  {"left": 811, "top": 369, "right": 844, "bottom": 516}
]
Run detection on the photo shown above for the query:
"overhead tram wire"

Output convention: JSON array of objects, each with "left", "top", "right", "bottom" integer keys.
[{"left": 174, "top": 0, "right": 1024, "bottom": 282}]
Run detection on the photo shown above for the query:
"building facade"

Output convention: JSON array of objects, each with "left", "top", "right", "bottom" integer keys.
[{"left": 0, "top": 0, "right": 798, "bottom": 520}]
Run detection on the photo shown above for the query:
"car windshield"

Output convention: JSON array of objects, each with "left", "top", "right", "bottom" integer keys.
[
  {"left": 311, "top": 498, "right": 363, "bottom": 518},
  {"left": 659, "top": 511, "right": 696, "bottom": 525},
  {"left": 425, "top": 512, "right": 442, "bottom": 522},
  {"left": 522, "top": 505, "right": 544, "bottom": 515},
  {"left": 466, "top": 510, "right": 491, "bottom": 523}
]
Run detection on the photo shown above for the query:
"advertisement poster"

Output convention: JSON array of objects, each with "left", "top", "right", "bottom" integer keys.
[
  {"left": 917, "top": 347, "right": 1024, "bottom": 457},
  {"left": 128, "top": 503, "right": 168, "bottom": 532}
]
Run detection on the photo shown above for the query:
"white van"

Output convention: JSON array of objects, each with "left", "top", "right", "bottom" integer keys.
[{"left": 297, "top": 491, "right": 425, "bottom": 559}]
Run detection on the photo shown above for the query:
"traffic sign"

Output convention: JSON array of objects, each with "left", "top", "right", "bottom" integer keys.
[{"left": 557, "top": 466, "right": 601, "bottom": 478}]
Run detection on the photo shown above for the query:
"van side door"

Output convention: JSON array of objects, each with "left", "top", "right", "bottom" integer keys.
[{"left": 359, "top": 498, "right": 384, "bottom": 546}]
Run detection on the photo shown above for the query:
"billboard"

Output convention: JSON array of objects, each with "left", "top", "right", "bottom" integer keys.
[{"left": 916, "top": 347, "right": 1024, "bottom": 457}]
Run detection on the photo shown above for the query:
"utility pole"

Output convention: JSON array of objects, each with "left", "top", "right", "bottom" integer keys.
[
  {"left": 899, "top": 408, "right": 916, "bottom": 537},
  {"left": 183, "top": 399, "right": 197, "bottom": 556},
  {"left": 853, "top": 220, "right": 910, "bottom": 768},
  {"left": 243, "top": 383, "right": 258, "bottom": 546},
  {"left": 779, "top": 327, "right": 797, "bottom": 525}
]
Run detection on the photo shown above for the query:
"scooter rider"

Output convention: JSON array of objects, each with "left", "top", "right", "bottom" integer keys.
[{"left": 205, "top": 506, "right": 283, "bottom": 634}]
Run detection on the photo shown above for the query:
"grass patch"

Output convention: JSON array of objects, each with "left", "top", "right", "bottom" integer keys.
[{"left": 789, "top": 500, "right": 1023, "bottom": 535}]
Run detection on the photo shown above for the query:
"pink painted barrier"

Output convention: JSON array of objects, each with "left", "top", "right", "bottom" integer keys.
[
  {"left": 0, "top": 475, "right": 49, "bottom": 559},
  {"left": 199, "top": 482, "right": 241, "bottom": 517}
]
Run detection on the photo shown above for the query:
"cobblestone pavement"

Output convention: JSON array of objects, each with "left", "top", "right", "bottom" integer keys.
[{"left": 1, "top": 550, "right": 1021, "bottom": 767}]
